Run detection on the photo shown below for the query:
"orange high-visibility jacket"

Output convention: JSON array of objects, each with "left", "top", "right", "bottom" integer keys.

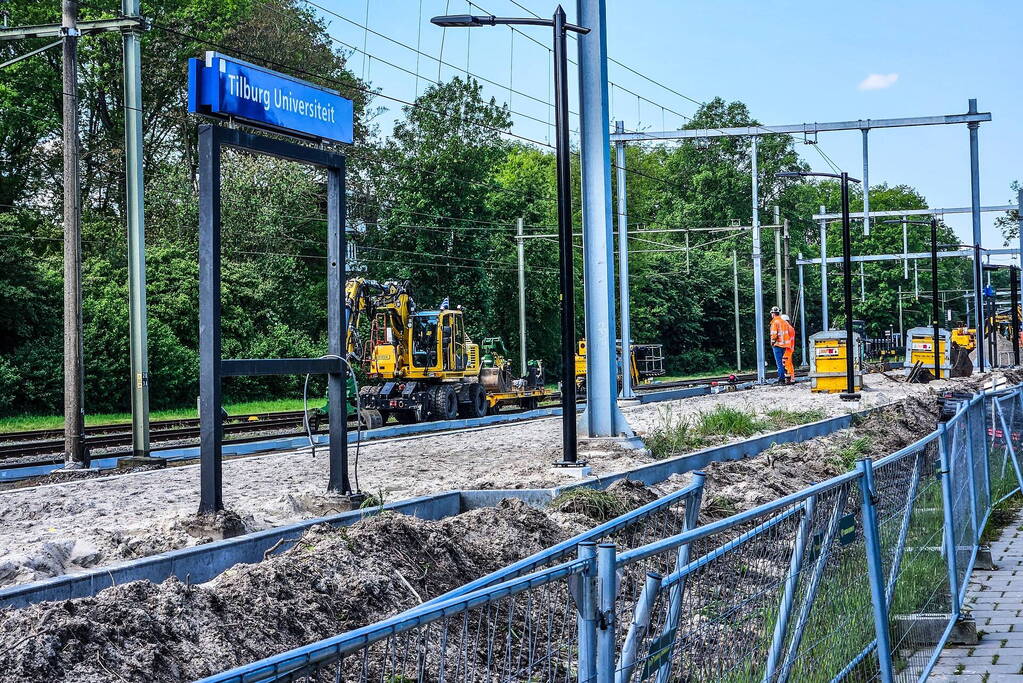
[
  {"left": 782, "top": 319, "right": 796, "bottom": 350},
  {"left": 770, "top": 316, "right": 789, "bottom": 347}
]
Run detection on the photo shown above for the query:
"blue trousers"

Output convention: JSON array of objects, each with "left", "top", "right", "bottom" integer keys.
[{"left": 772, "top": 346, "right": 787, "bottom": 382}]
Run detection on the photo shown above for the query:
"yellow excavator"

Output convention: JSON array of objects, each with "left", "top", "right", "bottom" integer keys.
[{"left": 344, "top": 278, "right": 548, "bottom": 425}]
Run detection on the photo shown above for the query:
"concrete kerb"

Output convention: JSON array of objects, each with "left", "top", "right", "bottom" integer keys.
[{"left": 0, "top": 399, "right": 868, "bottom": 610}]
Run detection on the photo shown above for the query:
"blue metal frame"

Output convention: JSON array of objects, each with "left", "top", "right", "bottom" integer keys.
[
  {"left": 858, "top": 456, "right": 895, "bottom": 682},
  {"left": 200, "top": 385, "right": 1021, "bottom": 683}
]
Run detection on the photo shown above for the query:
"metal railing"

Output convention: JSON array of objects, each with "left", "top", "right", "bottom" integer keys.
[{"left": 200, "top": 386, "right": 1023, "bottom": 683}]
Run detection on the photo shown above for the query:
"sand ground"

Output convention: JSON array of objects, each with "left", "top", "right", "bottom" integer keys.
[{"left": 0, "top": 373, "right": 948, "bottom": 589}]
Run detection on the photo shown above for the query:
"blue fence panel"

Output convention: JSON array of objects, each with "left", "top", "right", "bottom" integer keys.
[{"left": 195, "top": 385, "right": 1022, "bottom": 683}]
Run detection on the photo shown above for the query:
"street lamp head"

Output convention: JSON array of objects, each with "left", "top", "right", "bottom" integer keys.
[
  {"left": 775, "top": 170, "right": 861, "bottom": 183},
  {"left": 430, "top": 14, "right": 495, "bottom": 27}
]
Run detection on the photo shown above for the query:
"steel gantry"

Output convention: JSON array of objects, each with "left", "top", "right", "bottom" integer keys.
[
  {"left": 1, "top": 1, "right": 151, "bottom": 461},
  {"left": 609, "top": 102, "right": 992, "bottom": 383},
  {"left": 806, "top": 202, "right": 1018, "bottom": 372}
]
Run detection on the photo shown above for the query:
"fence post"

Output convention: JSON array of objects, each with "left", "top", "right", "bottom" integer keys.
[
  {"left": 962, "top": 412, "right": 980, "bottom": 545},
  {"left": 652, "top": 472, "right": 705, "bottom": 683},
  {"left": 596, "top": 543, "right": 617, "bottom": 683},
  {"left": 965, "top": 399, "right": 987, "bottom": 525},
  {"left": 857, "top": 457, "right": 895, "bottom": 683},
  {"left": 577, "top": 542, "right": 598, "bottom": 682},
  {"left": 764, "top": 496, "right": 816, "bottom": 682},
  {"left": 616, "top": 572, "right": 662, "bottom": 683},
  {"left": 938, "top": 424, "right": 963, "bottom": 616}
]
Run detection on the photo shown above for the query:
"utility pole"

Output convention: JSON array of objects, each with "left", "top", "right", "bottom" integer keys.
[
  {"left": 773, "top": 205, "right": 782, "bottom": 308},
  {"left": 614, "top": 121, "right": 634, "bottom": 399},
  {"left": 783, "top": 219, "right": 791, "bottom": 314},
  {"left": 122, "top": 0, "right": 150, "bottom": 457},
  {"left": 516, "top": 217, "right": 527, "bottom": 376},
  {"left": 62, "top": 0, "right": 87, "bottom": 468},
  {"left": 797, "top": 255, "right": 807, "bottom": 366},
  {"left": 732, "top": 249, "right": 741, "bottom": 371},
  {"left": 819, "top": 205, "right": 829, "bottom": 330},
  {"left": 2, "top": 6, "right": 148, "bottom": 464},
  {"left": 898, "top": 287, "right": 904, "bottom": 342},
  {"left": 751, "top": 137, "right": 766, "bottom": 383}
]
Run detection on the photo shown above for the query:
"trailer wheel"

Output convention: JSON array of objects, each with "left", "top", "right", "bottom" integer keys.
[
  {"left": 459, "top": 383, "right": 487, "bottom": 418},
  {"left": 429, "top": 385, "right": 459, "bottom": 420}
]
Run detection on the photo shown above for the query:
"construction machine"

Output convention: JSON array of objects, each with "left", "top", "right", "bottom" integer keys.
[
  {"left": 574, "top": 339, "right": 666, "bottom": 392},
  {"left": 344, "top": 278, "right": 549, "bottom": 426}
]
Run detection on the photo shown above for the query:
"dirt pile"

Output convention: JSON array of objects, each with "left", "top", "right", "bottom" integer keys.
[
  {"left": 697, "top": 397, "right": 940, "bottom": 519},
  {"left": 0, "top": 499, "right": 567, "bottom": 683}
]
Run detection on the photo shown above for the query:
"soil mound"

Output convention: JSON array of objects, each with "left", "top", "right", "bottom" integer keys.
[{"left": 0, "top": 500, "right": 565, "bottom": 683}]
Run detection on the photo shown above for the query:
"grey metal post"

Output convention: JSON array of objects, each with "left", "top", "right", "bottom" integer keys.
[
  {"left": 902, "top": 216, "right": 909, "bottom": 279},
  {"left": 326, "top": 162, "right": 351, "bottom": 494},
  {"left": 198, "top": 126, "right": 223, "bottom": 512},
  {"left": 596, "top": 543, "right": 616, "bottom": 683},
  {"left": 576, "top": 0, "right": 631, "bottom": 436},
  {"left": 858, "top": 457, "right": 895, "bottom": 681},
  {"left": 751, "top": 136, "right": 766, "bottom": 382},
  {"left": 969, "top": 98, "right": 984, "bottom": 373},
  {"left": 819, "top": 205, "right": 829, "bottom": 330},
  {"left": 733, "top": 249, "right": 741, "bottom": 371},
  {"left": 614, "top": 121, "right": 634, "bottom": 399},
  {"left": 122, "top": 0, "right": 149, "bottom": 457},
  {"left": 1018, "top": 188, "right": 1023, "bottom": 276},
  {"left": 861, "top": 127, "right": 870, "bottom": 235},
  {"left": 898, "top": 286, "right": 904, "bottom": 341},
  {"left": 62, "top": 0, "right": 87, "bottom": 468},
  {"left": 860, "top": 261, "right": 866, "bottom": 302},
  {"left": 783, "top": 219, "right": 792, "bottom": 314},
  {"left": 798, "top": 255, "right": 807, "bottom": 366},
  {"left": 774, "top": 205, "right": 782, "bottom": 308},
  {"left": 577, "top": 542, "right": 598, "bottom": 683},
  {"left": 938, "top": 425, "right": 962, "bottom": 613},
  {"left": 516, "top": 217, "right": 527, "bottom": 376}
]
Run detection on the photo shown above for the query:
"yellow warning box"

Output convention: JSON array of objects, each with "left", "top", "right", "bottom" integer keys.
[
  {"left": 904, "top": 327, "right": 951, "bottom": 379},
  {"left": 809, "top": 331, "right": 862, "bottom": 393}
]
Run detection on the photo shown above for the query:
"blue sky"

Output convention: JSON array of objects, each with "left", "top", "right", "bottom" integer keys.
[{"left": 318, "top": 0, "right": 1021, "bottom": 260}]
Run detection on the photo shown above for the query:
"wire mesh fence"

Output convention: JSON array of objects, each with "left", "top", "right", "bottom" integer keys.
[{"left": 202, "top": 387, "right": 1023, "bottom": 683}]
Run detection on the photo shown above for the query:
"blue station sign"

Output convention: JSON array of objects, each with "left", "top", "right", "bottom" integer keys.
[{"left": 188, "top": 51, "right": 353, "bottom": 144}]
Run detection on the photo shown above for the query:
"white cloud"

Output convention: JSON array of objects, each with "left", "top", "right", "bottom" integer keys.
[{"left": 858, "top": 73, "right": 899, "bottom": 91}]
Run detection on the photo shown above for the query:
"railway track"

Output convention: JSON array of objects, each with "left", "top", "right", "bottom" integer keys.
[{"left": 0, "top": 371, "right": 768, "bottom": 467}]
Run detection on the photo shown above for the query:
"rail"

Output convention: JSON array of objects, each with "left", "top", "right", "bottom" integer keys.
[{"left": 199, "top": 384, "right": 1022, "bottom": 683}]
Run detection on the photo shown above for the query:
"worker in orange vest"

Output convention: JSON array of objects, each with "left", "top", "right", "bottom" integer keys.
[
  {"left": 781, "top": 314, "right": 796, "bottom": 383},
  {"left": 769, "top": 306, "right": 789, "bottom": 383}
]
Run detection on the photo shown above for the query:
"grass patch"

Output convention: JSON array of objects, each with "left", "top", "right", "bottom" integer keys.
[
  {"left": 647, "top": 405, "right": 826, "bottom": 460},
  {"left": 835, "top": 437, "right": 872, "bottom": 469},
  {"left": 696, "top": 405, "right": 764, "bottom": 438},
  {"left": 764, "top": 408, "right": 827, "bottom": 430},
  {"left": 0, "top": 398, "right": 311, "bottom": 433},
  {"left": 981, "top": 492, "right": 1023, "bottom": 545},
  {"left": 646, "top": 407, "right": 709, "bottom": 459},
  {"left": 550, "top": 487, "right": 629, "bottom": 522}
]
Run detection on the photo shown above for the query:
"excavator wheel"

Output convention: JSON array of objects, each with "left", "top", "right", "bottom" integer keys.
[
  {"left": 458, "top": 383, "right": 487, "bottom": 418},
  {"left": 428, "top": 385, "right": 459, "bottom": 420}
]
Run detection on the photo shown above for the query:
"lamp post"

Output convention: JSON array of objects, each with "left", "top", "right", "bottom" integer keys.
[
  {"left": 882, "top": 218, "right": 941, "bottom": 380},
  {"left": 431, "top": 8, "right": 589, "bottom": 465},
  {"left": 777, "top": 171, "right": 862, "bottom": 399}
]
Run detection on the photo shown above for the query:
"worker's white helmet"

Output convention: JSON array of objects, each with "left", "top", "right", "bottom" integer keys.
[{"left": 781, "top": 314, "right": 791, "bottom": 322}]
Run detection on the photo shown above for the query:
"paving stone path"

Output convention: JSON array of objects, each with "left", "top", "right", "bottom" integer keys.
[{"left": 930, "top": 510, "right": 1023, "bottom": 681}]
